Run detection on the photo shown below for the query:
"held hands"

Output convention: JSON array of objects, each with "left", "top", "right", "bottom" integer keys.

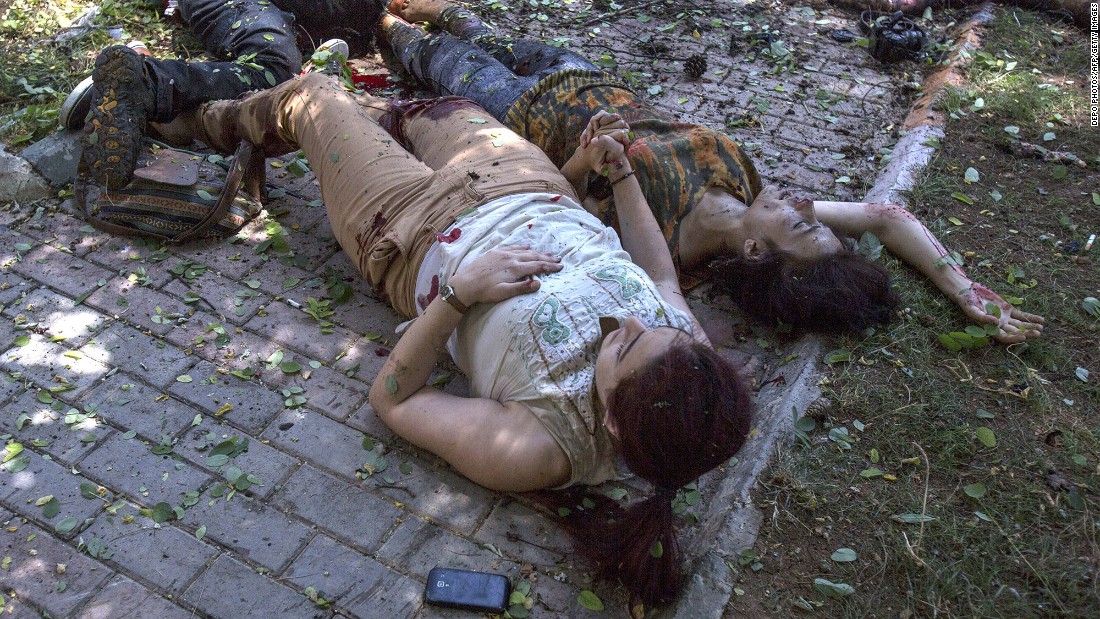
[
  {"left": 447, "top": 245, "right": 563, "bottom": 307},
  {"left": 575, "top": 111, "right": 631, "bottom": 176},
  {"left": 956, "top": 281, "right": 1045, "bottom": 343}
]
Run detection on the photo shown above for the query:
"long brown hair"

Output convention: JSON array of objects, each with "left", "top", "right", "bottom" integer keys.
[
  {"left": 570, "top": 341, "right": 752, "bottom": 606},
  {"left": 707, "top": 248, "right": 899, "bottom": 334}
]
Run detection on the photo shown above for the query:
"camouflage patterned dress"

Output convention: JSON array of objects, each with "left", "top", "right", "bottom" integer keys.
[{"left": 502, "top": 69, "right": 763, "bottom": 258}]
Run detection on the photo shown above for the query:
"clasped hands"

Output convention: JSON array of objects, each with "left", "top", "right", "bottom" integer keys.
[{"left": 574, "top": 110, "right": 632, "bottom": 177}]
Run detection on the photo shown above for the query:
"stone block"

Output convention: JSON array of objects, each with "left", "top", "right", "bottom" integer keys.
[
  {"left": 18, "top": 132, "right": 81, "bottom": 187},
  {"left": 179, "top": 488, "right": 311, "bottom": 572},
  {"left": 175, "top": 416, "right": 299, "bottom": 499},
  {"left": 0, "top": 332, "right": 110, "bottom": 397},
  {"left": 181, "top": 554, "right": 316, "bottom": 617},
  {"left": 243, "top": 299, "right": 358, "bottom": 363},
  {"left": 10, "top": 243, "right": 114, "bottom": 299},
  {"left": 80, "top": 322, "right": 197, "bottom": 389},
  {"left": 271, "top": 464, "right": 400, "bottom": 552},
  {"left": 168, "top": 359, "right": 285, "bottom": 434},
  {"left": 78, "top": 573, "right": 194, "bottom": 619},
  {"left": 81, "top": 503, "right": 217, "bottom": 593},
  {"left": 282, "top": 533, "right": 421, "bottom": 617},
  {"left": 474, "top": 500, "right": 572, "bottom": 569},
  {"left": 260, "top": 407, "right": 374, "bottom": 478},
  {"left": 1, "top": 388, "right": 102, "bottom": 465},
  {"left": 0, "top": 449, "right": 103, "bottom": 537},
  {"left": 161, "top": 269, "right": 271, "bottom": 326},
  {"left": 0, "top": 520, "right": 114, "bottom": 617},
  {"left": 260, "top": 360, "right": 367, "bottom": 421},
  {"left": 0, "top": 145, "right": 51, "bottom": 203},
  {"left": 82, "top": 237, "right": 177, "bottom": 286},
  {"left": 80, "top": 371, "right": 197, "bottom": 443},
  {"left": 0, "top": 271, "right": 33, "bottom": 306},
  {"left": 77, "top": 432, "right": 213, "bottom": 505},
  {"left": 378, "top": 516, "right": 518, "bottom": 577},
  {"left": 1, "top": 284, "right": 109, "bottom": 347},
  {"left": 84, "top": 276, "right": 193, "bottom": 337}
]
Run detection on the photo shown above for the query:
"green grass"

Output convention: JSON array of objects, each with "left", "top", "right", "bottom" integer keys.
[{"left": 743, "top": 8, "right": 1099, "bottom": 617}]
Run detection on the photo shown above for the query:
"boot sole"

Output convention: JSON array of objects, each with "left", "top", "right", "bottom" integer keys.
[{"left": 82, "top": 47, "right": 151, "bottom": 190}]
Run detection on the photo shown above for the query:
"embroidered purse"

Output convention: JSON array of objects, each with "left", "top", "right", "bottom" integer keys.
[{"left": 76, "top": 140, "right": 265, "bottom": 243}]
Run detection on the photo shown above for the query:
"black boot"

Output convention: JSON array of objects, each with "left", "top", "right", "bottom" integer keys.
[{"left": 81, "top": 46, "right": 156, "bottom": 190}]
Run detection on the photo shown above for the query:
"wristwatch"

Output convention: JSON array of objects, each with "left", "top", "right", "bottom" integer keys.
[{"left": 438, "top": 284, "right": 469, "bottom": 314}]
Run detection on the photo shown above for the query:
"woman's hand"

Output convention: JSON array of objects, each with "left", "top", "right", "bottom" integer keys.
[
  {"left": 956, "top": 281, "right": 1045, "bottom": 343},
  {"left": 447, "top": 245, "right": 563, "bottom": 307},
  {"left": 580, "top": 110, "right": 631, "bottom": 149}
]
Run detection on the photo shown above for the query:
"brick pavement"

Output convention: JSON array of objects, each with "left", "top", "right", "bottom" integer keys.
[{"left": 0, "top": 1, "right": 909, "bottom": 617}]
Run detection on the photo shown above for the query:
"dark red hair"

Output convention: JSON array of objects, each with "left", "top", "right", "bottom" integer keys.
[
  {"left": 571, "top": 340, "right": 752, "bottom": 606},
  {"left": 707, "top": 248, "right": 899, "bottom": 334}
]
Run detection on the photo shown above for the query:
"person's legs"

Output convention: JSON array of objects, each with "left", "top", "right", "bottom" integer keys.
[
  {"left": 395, "top": 0, "right": 598, "bottom": 79},
  {"left": 382, "top": 15, "right": 533, "bottom": 119},
  {"left": 82, "top": 0, "right": 301, "bottom": 189}
]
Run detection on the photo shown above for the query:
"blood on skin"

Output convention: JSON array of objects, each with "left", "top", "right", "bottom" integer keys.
[{"left": 866, "top": 203, "right": 966, "bottom": 277}]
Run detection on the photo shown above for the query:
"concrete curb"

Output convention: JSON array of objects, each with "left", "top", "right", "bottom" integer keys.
[{"left": 669, "top": 5, "right": 998, "bottom": 616}]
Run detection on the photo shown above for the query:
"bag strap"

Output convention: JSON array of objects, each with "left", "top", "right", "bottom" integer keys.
[
  {"left": 173, "top": 141, "right": 262, "bottom": 243},
  {"left": 75, "top": 141, "right": 265, "bottom": 243}
]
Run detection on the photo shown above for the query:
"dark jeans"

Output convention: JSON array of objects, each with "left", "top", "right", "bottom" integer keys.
[
  {"left": 388, "top": 8, "right": 596, "bottom": 119},
  {"left": 144, "top": 0, "right": 378, "bottom": 122}
]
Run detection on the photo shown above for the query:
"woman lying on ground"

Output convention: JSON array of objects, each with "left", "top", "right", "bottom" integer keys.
[
  {"left": 172, "top": 72, "right": 753, "bottom": 605},
  {"left": 379, "top": 0, "right": 1044, "bottom": 342}
]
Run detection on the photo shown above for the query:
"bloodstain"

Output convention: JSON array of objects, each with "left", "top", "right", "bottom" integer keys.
[
  {"left": 434, "top": 228, "right": 462, "bottom": 244},
  {"left": 417, "top": 275, "right": 441, "bottom": 311}
]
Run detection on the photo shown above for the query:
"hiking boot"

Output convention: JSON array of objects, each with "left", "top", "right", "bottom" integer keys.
[
  {"left": 81, "top": 45, "right": 156, "bottom": 190},
  {"left": 60, "top": 41, "right": 152, "bottom": 131}
]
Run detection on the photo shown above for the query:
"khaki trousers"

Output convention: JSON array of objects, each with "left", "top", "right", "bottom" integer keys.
[{"left": 240, "top": 74, "right": 578, "bottom": 317}]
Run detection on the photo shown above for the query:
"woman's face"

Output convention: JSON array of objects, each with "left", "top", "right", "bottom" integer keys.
[
  {"left": 594, "top": 317, "right": 686, "bottom": 434},
  {"left": 741, "top": 190, "right": 845, "bottom": 260}
]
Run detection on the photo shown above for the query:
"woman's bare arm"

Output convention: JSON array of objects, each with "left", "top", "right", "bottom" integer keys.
[
  {"left": 814, "top": 200, "right": 1044, "bottom": 343},
  {"left": 368, "top": 246, "right": 570, "bottom": 491}
]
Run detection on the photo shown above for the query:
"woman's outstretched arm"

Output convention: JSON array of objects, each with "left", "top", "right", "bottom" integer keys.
[
  {"left": 368, "top": 246, "right": 569, "bottom": 491},
  {"left": 814, "top": 200, "right": 1045, "bottom": 343}
]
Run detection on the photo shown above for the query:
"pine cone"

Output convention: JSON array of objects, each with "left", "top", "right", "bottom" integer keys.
[{"left": 684, "top": 53, "right": 707, "bottom": 79}]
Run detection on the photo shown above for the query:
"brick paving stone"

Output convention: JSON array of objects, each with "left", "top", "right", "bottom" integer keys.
[
  {"left": 0, "top": 367, "right": 29, "bottom": 404},
  {"left": 0, "top": 596, "right": 41, "bottom": 619},
  {"left": 0, "top": 204, "right": 29, "bottom": 226},
  {"left": 179, "top": 488, "right": 311, "bottom": 572},
  {"left": 0, "top": 450, "right": 103, "bottom": 538},
  {"left": 0, "top": 519, "right": 114, "bottom": 617},
  {"left": 82, "top": 237, "right": 175, "bottom": 286},
  {"left": 271, "top": 464, "right": 400, "bottom": 552},
  {"left": 77, "top": 432, "right": 213, "bottom": 506},
  {"left": 378, "top": 515, "right": 518, "bottom": 577},
  {"left": 333, "top": 337, "right": 391, "bottom": 388},
  {"left": 268, "top": 195, "right": 330, "bottom": 236},
  {"left": 79, "top": 371, "right": 196, "bottom": 442},
  {"left": 84, "top": 276, "right": 193, "bottom": 337},
  {"left": 10, "top": 244, "right": 114, "bottom": 299},
  {"left": 344, "top": 400, "right": 398, "bottom": 443},
  {"left": 0, "top": 332, "right": 110, "bottom": 397},
  {"left": 244, "top": 299, "right": 358, "bottom": 363},
  {"left": 524, "top": 571, "right": 628, "bottom": 618},
  {"left": 1, "top": 286, "right": 110, "bottom": 347},
  {"left": 160, "top": 309, "right": 281, "bottom": 371},
  {"left": 361, "top": 448, "right": 496, "bottom": 535},
  {"left": 175, "top": 417, "right": 299, "bottom": 499},
  {"left": 242, "top": 255, "right": 316, "bottom": 300},
  {"left": 161, "top": 269, "right": 271, "bottom": 326},
  {"left": 327, "top": 292, "right": 404, "bottom": 341},
  {"left": 168, "top": 359, "right": 285, "bottom": 434},
  {"left": 77, "top": 573, "right": 194, "bottom": 619},
  {"left": 474, "top": 501, "right": 573, "bottom": 569},
  {"left": 81, "top": 503, "right": 218, "bottom": 594},
  {"left": 181, "top": 554, "right": 318, "bottom": 618},
  {"left": 261, "top": 361, "right": 368, "bottom": 421},
  {"left": 282, "top": 533, "right": 421, "bottom": 617},
  {"left": 1, "top": 388, "right": 103, "bottom": 465},
  {"left": 79, "top": 322, "right": 197, "bottom": 390},
  {"left": 21, "top": 210, "right": 113, "bottom": 259},
  {"left": 0, "top": 271, "right": 33, "bottom": 306},
  {"left": 260, "top": 407, "right": 373, "bottom": 478}
]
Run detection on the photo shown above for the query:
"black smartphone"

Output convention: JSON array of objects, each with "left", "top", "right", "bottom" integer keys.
[{"left": 424, "top": 567, "right": 511, "bottom": 613}]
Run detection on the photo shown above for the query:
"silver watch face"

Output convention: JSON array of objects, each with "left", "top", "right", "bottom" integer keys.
[{"left": 440, "top": 284, "right": 454, "bottom": 300}]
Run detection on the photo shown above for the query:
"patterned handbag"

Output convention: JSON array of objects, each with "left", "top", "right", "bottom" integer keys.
[{"left": 76, "top": 140, "right": 265, "bottom": 243}]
